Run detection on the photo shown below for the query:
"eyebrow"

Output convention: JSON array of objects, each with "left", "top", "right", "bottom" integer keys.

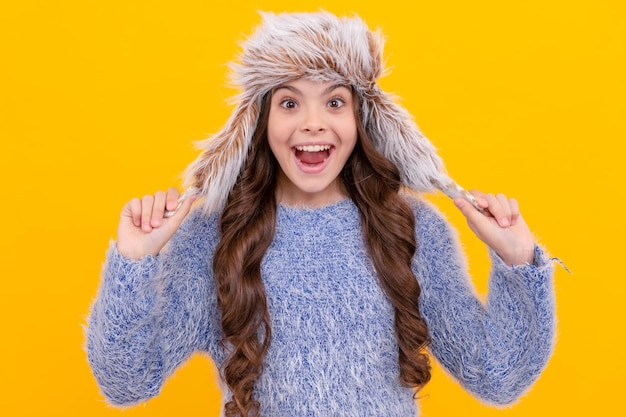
[{"left": 273, "top": 83, "right": 351, "bottom": 96}]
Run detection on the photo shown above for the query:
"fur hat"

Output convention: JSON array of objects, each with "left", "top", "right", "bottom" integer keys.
[{"left": 184, "top": 10, "right": 455, "bottom": 213}]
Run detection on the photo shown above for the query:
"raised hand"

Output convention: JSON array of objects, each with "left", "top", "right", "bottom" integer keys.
[
  {"left": 116, "top": 187, "right": 197, "bottom": 260},
  {"left": 454, "top": 191, "right": 535, "bottom": 266}
]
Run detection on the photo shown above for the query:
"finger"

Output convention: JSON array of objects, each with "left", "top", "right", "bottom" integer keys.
[
  {"left": 180, "top": 192, "right": 197, "bottom": 214},
  {"left": 141, "top": 194, "right": 154, "bottom": 232},
  {"left": 165, "top": 187, "right": 181, "bottom": 212},
  {"left": 160, "top": 191, "right": 197, "bottom": 233},
  {"left": 126, "top": 197, "right": 142, "bottom": 227},
  {"left": 508, "top": 197, "right": 520, "bottom": 226},
  {"left": 484, "top": 193, "right": 511, "bottom": 227},
  {"left": 170, "top": 191, "right": 197, "bottom": 220},
  {"left": 454, "top": 196, "right": 487, "bottom": 227},
  {"left": 468, "top": 189, "right": 489, "bottom": 210},
  {"left": 496, "top": 193, "right": 512, "bottom": 225},
  {"left": 151, "top": 191, "right": 167, "bottom": 228}
]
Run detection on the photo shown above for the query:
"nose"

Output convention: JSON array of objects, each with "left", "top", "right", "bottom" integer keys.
[{"left": 301, "top": 107, "right": 326, "bottom": 134}]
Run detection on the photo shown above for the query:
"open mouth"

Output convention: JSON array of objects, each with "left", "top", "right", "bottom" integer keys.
[{"left": 293, "top": 144, "right": 333, "bottom": 167}]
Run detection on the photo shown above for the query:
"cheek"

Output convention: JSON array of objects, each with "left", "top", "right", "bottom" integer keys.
[
  {"left": 267, "top": 113, "right": 292, "bottom": 145},
  {"left": 340, "top": 114, "right": 358, "bottom": 146},
  {"left": 266, "top": 126, "right": 292, "bottom": 163},
  {"left": 344, "top": 128, "right": 358, "bottom": 151},
  {"left": 266, "top": 119, "right": 280, "bottom": 149}
]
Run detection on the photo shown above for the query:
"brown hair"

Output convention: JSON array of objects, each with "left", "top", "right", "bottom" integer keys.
[{"left": 213, "top": 91, "right": 430, "bottom": 417}]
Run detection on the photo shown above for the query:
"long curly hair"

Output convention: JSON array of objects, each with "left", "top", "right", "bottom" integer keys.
[{"left": 212, "top": 90, "right": 431, "bottom": 417}]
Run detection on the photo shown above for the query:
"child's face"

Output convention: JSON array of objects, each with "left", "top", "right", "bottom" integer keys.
[{"left": 268, "top": 79, "right": 357, "bottom": 206}]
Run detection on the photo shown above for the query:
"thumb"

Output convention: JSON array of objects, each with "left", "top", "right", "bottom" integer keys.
[
  {"left": 164, "top": 192, "right": 197, "bottom": 229},
  {"left": 454, "top": 197, "right": 491, "bottom": 231},
  {"left": 454, "top": 197, "right": 479, "bottom": 218}
]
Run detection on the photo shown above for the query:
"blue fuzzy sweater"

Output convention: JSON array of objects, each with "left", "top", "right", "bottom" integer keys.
[{"left": 86, "top": 197, "right": 556, "bottom": 416}]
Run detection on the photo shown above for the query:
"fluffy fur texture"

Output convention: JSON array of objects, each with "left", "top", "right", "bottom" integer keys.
[
  {"left": 184, "top": 11, "right": 450, "bottom": 213},
  {"left": 86, "top": 198, "right": 556, "bottom": 415}
]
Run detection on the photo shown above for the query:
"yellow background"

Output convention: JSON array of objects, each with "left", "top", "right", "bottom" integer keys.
[{"left": 1, "top": 0, "right": 623, "bottom": 415}]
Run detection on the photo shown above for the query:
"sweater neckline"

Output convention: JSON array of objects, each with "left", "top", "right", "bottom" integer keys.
[{"left": 277, "top": 197, "right": 354, "bottom": 213}]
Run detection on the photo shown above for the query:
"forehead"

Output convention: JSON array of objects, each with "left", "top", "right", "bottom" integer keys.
[{"left": 272, "top": 79, "right": 352, "bottom": 96}]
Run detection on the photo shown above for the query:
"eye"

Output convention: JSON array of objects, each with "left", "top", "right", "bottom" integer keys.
[
  {"left": 279, "top": 98, "right": 298, "bottom": 110},
  {"left": 327, "top": 97, "right": 346, "bottom": 108}
]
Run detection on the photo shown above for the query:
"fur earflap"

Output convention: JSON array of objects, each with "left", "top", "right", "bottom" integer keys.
[{"left": 184, "top": 11, "right": 451, "bottom": 213}]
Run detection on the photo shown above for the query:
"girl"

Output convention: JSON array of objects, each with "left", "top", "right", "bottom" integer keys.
[{"left": 86, "top": 11, "right": 556, "bottom": 417}]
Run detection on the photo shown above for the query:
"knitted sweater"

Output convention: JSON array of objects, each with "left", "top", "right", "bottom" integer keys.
[{"left": 86, "top": 197, "right": 556, "bottom": 416}]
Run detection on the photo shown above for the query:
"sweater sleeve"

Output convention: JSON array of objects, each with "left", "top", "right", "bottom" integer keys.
[
  {"left": 413, "top": 202, "right": 556, "bottom": 406},
  {"left": 85, "top": 210, "right": 222, "bottom": 406}
]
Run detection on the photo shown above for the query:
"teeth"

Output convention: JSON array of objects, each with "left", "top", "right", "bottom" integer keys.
[{"left": 295, "top": 145, "right": 331, "bottom": 152}]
